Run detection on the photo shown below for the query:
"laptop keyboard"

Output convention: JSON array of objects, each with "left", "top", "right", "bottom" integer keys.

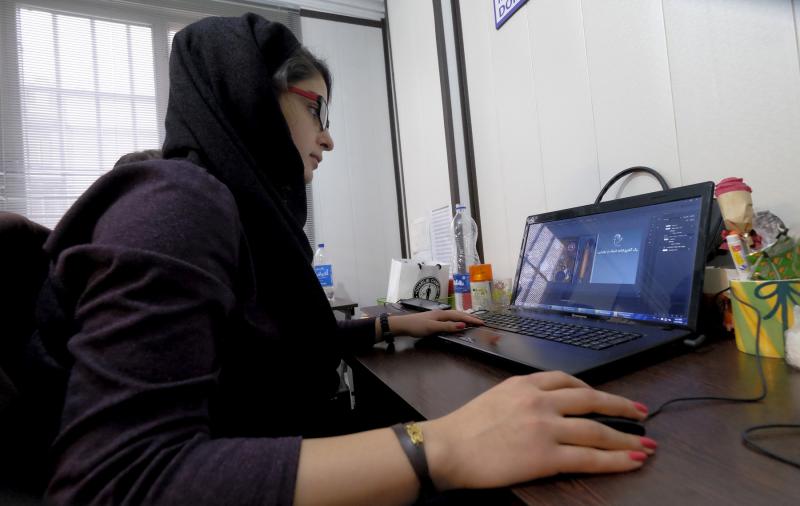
[{"left": 478, "top": 312, "right": 642, "bottom": 350}]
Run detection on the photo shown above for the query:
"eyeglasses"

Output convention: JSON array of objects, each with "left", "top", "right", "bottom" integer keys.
[{"left": 288, "top": 86, "right": 330, "bottom": 131}]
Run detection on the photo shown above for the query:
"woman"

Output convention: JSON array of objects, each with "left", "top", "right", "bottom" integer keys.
[{"left": 35, "top": 14, "right": 654, "bottom": 505}]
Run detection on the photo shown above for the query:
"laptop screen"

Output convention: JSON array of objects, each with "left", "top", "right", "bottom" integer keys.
[{"left": 512, "top": 196, "right": 703, "bottom": 326}]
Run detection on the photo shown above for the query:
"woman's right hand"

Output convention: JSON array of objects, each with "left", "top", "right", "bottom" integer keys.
[{"left": 420, "top": 371, "right": 654, "bottom": 491}]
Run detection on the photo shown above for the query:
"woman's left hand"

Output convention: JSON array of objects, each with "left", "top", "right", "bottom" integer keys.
[{"left": 388, "top": 310, "right": 484, "bottom": 338}]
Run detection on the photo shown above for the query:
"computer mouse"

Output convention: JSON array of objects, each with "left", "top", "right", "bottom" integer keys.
[{"left": 570, "top": 413, "right": 646, "bottom": 436}]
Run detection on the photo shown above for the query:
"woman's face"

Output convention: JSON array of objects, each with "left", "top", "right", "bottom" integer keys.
[{"left": 278, "top": 74, "right": 334, "bottom": 183}]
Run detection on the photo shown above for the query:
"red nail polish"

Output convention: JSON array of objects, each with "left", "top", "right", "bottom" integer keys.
[
  {"left": 640, "top": 437, "right": 658, "bottom": 450},
  {"left": 633, "top": 402, "right": 649, "bottom": 415},
  {"left": 457, "top": 322, "right": 466, "bottom": 329},
  {"left": 628, "top": 451, "right": 648, "bottom": 462}
]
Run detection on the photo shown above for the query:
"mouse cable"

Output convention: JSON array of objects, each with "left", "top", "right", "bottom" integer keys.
[
  {"left": 647, "top": 287, "right": 800, "bottom": 469},
  {"left": 741, "top": 424, "right": 800, "bottom": 470},
  {"left": 646, "top": 288, "right": 766, "bottom": 420}
]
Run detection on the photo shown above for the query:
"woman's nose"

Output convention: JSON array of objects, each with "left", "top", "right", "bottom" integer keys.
[{"left": 320, "top": 129, "right": 334, "bottom": 151}]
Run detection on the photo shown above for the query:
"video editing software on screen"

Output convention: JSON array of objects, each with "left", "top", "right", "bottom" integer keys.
[{"left": 513, "top": 198, "right": 702, "bottom": 326}]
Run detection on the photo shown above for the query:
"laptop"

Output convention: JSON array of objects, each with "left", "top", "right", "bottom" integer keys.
[{"left": 438, "top": 182, "right": 715, "bottom": 377}]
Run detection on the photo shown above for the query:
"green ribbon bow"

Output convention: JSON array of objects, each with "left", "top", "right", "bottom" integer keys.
[{"left": 754, "top": 281, "right": 800, "bottom": 331}]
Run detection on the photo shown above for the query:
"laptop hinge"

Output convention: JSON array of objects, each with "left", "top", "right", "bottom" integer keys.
[
  {"left": 568, "top": 313, "right": 626, "bottom": 324},
  {"left": 606, "top": 317, "right": 635, "bottom": 325}
]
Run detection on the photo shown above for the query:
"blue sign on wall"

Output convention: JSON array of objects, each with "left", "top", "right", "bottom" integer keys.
[{"left": 494, "top": 0, "right": 529, "bottom": 29}]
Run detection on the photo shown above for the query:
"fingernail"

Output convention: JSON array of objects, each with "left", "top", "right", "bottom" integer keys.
[
  {"left": 628, "top": 451, "right": 648, "bottom": 462},
  {"left": 457, "top": 323, "right": 466, "bottom": 329},
  {"left": 633, "top": 402, "right": 649, "bottom": 415},
  {"left": 640, "top": 437, "right": 658, "bottom": 450}
]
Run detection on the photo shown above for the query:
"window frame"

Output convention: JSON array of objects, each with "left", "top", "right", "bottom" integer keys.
[
  {"left": 0, "top": 0, "right": 202, "bottom": 221},
  {"left": 0, "top": 0, "right": 314, "bottom": 248}
]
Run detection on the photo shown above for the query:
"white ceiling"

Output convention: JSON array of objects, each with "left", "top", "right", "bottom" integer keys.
[{"left": 256, "top": 0, "right": 386, "bottom": 20}]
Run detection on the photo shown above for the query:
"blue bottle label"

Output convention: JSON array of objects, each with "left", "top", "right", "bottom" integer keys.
[
  {"left": 314, "top": 264, "right": 333, "bottom": 287},
  {"left": 453, "top": 273, "right": 471, "bottom": 294}
]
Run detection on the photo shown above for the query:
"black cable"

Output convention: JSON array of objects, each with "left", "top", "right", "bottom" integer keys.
[
  {"left": 742, "top": 424, "right": 800, "bottom": 470},
  {"left": 646, "top": 286, "right": 800, "bottom": 469},
  {"left": 594, "top": 166, "right": 669, "bottom": 204},
  {"left": 646, "top": 288, "right": 766, "bottom": 419}
]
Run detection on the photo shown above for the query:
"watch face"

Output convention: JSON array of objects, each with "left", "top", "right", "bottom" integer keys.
[{"left": 413, "top": 276, "right": 441, "bottom": 300}]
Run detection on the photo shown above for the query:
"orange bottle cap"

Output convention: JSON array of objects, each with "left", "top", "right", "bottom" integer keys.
[{"left": 469, "top": 263, "right": 493, "bottom": 282}]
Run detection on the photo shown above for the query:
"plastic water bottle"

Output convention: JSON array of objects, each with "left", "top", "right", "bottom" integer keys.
[
  {"left": 452, "top": 204, "right": 480, "bottom": 311},
  {"left": 313, "top": 243, "right": 335, "bottom": 300}
]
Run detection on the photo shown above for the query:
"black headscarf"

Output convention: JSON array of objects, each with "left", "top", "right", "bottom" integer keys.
[
  {"left": 162, "top": 14, "right": 341, "bottom": 433},
  {"left": 163, "top": 13, "right": 311, "bottom": 257}
]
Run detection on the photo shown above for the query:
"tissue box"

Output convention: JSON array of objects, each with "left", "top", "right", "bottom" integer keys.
[{"left": 385, "top": 259, "right": 451, "bottom": 303}]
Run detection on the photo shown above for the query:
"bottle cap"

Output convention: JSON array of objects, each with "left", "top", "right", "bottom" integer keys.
[
  {"left": 455, "top": 203, "right": 466, "bottom": 210},
  {"left": 469, "top": 263, "right": 493, "bottom": 282},
  {"left": 318, "top": 243, "right": 325, "bottom": 248}
]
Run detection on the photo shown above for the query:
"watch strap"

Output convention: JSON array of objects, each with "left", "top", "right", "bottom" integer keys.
[
  {"left": 391, "top": 422, "right": 436, "bottom": 499},
  {"left": 379, "top": 312, "right": 394, "bottom": 344}
]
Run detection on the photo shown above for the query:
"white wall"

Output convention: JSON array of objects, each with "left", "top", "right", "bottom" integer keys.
[
  {"left": 301, "top": 17, "right": 401, "bottom": 307},
  {"left": 457, "top": 0, "right": 800, "bottom": 280},
  {"left": 386, "top": 0, "right": 453, "bottom": 229}
]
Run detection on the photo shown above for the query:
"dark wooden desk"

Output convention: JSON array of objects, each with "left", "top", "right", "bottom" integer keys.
[
  {"left": 329, "top": 297, "right": 358, "bottom": 320},
  {"left": 350, "top": 310, "right": 800, "bottom": 505}
]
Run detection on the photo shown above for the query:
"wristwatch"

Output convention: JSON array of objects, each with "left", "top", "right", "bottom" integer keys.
[{"left": 379, "top": 312, "right": 394, "bottom": 344}]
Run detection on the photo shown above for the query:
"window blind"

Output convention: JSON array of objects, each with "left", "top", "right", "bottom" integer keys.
[{"left": 0, "top": 0, "right": 313, "bottom": 249}]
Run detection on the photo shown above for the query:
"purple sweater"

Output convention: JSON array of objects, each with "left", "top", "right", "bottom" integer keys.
[{"left": 36, "top": 160, "right": 377, "bottom": 504}]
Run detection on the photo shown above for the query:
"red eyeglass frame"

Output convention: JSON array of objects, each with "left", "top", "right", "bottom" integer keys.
[{"left": 287, "top": 86, "right": 329, "bottom": 131}]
